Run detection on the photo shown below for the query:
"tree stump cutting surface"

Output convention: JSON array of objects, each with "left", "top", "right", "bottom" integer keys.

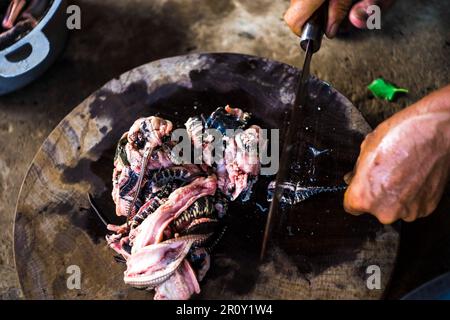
[{"left": 14, "top": 53, "right": 399, "bottom": 299}]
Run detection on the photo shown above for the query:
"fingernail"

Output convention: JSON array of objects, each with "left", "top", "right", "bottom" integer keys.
[
  {"left": 355, "top": 7, "right": 369, "bottom": 22},
  {"left": 343, "top": 172, "right": 354, "bottom": 185},
  {"left": 327, "top": 23, "right": 339, "bottom": 38}
]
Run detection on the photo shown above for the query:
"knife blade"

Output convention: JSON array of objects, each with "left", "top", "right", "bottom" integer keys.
[{"left": 260, "top": 3, "right": 327, "bottom": 261}]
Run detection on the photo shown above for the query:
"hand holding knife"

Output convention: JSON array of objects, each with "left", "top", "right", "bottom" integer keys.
[{"left": 260, "top": 2, "right": 328, "bottom": 261}]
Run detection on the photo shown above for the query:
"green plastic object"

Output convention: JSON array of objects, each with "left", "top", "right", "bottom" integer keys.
[{"left": 367, "top": 78, "right": 408, "bottom": 101}]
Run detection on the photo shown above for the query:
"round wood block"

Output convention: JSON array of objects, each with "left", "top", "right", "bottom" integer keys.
[{"left": 14, "top": 53, "right": 399, "bottom": 299}]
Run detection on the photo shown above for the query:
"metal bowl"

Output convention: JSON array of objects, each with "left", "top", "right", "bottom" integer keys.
[{"left": 0, "top": 0, "right": 67, "bottom": 95}]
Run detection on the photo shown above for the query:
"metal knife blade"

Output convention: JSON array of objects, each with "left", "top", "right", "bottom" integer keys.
[{"left": 260, "top": 4, "right": 327, "bottom": 261}]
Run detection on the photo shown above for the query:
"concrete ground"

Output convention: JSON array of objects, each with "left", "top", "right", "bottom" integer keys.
[{"left": 0, "top": 0, "right": 449, "bottom": 299}]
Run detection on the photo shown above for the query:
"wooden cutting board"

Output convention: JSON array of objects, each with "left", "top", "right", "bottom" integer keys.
[{"left": 14, "top": 53, "right": 399, "bottom": 299}]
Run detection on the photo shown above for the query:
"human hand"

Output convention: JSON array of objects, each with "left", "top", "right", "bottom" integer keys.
[
  {"left": 343, "top": 85, "right": 450, "bottom": 224},
  {"left": 284, "top": 0, "right": 395, "bottom": 38}
]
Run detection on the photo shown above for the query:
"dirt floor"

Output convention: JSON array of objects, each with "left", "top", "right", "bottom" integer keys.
[{"left": 0, "top": 0, "right": 449, "bottom": 299}]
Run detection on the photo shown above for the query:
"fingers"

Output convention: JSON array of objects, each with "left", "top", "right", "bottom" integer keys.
[
  {"left": 326, "top": 0, "right": 353, "bottom": 38},
  {"left": 348, "top": 1, "right": 370, "bottom": 29},
  {"left": 376, "top": 213, "right": 399, "bottom": 224},
  {"left": 284, "top": 0, "right": 397, "bottom": 36},
  {"left": 349, "top": 0, "right": 396, "bottom": 29},
  {"left": 284, "top": 0, "right": 325, "bottom": 36},
  {"left": 284, "top": 0, "right": 354, "bottom": 38},
  {"left": 344, "top": 181, "right": 434, "bottom": 225},
  {"left": 344, "top": 189, "right": 399, "bottom": 224}
]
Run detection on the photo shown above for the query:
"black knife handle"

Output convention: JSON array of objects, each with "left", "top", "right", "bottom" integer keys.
[{"left": 300, "top": 1, "right": 328, "bottom": 53}]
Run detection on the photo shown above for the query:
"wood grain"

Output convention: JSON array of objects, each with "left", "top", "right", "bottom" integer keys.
[{"left": 14, "top": 53, "right": 399, "bottom": 299}]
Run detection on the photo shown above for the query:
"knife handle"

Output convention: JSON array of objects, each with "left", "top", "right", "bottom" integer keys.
[{"left": 300, "top": 1, "right": 328, "bottom": 53}]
